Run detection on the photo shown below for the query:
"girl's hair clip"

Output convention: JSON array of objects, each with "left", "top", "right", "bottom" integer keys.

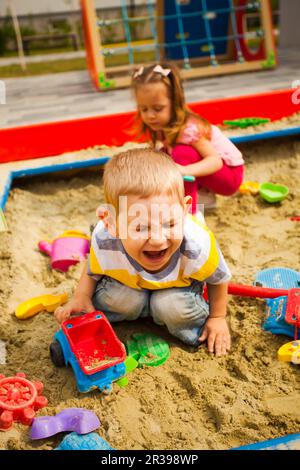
[
  {"left": 133, "top": 66, "right": 144, "bottom": 79},
  {"left": 152, "top": 64, "right": 171, "bottom": 76}
]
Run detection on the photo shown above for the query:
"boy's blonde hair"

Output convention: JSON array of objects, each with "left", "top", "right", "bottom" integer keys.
[
  {"left": 103, "top": 148, "right": 185, "bottom": 213},
  {"left": 131, "top": 62, "right": 211, "bottom": 146}
]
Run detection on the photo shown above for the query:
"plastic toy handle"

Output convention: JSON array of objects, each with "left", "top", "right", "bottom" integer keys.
[
  {"left": 59, "top": 230, "right": 90, "bottom": 240},
  {"left": 228, "top": 283, "right": 289, "bottom": 298},
  {"left": 38, "top": 240, "right": 53, "bottom": 256},
  {"left": 183, "top": 175, "right": 196, "bottom": 182}
]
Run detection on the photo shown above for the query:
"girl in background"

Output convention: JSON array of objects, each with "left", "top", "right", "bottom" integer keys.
[{"left": 131, "top": 62, "right": 244, "bottom": 214}]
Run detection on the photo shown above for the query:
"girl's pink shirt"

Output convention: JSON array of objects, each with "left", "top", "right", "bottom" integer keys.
[{"left": 157, "top": 118, "right": 245, "bottom": 167}]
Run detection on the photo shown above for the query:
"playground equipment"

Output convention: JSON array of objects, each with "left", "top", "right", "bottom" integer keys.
[
  {"left": 0, "top": 89, "right": 298, "bottom": 168},
  {"left": 81, "top": 0, "right": 276, "bottom": 91},
  {"left": 0, "top": 89, "right": 299, "bottom": 214},
  {"left": 50, "top": 311, "right": 126, "bottom": 393}
]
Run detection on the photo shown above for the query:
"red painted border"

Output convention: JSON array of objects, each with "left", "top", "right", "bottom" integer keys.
[{"left": 0, "top": 88, "right": 299, "bottom": 164}]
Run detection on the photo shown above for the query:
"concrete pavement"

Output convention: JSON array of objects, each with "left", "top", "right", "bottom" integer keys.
[{"left": 0, "top": 47, "right": 299, "bottom": 129}]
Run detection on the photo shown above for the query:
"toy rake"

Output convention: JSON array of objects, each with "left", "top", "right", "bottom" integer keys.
[{"left": 228, "top": 284, "right": 300, "bottom": 340}]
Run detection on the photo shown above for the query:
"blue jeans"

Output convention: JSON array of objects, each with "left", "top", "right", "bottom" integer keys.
[{"left": 92, "top": 277, "right": 209, "bottom": 346}]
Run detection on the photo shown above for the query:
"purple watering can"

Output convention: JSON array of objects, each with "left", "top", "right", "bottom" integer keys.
[{"left": 38, "top": 230, "right": 90, "bottom": 272}]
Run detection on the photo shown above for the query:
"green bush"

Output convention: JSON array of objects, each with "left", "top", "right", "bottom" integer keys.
[
  {"left": 0, "top": 29, "right": 6, "bottom": 56},
  {"left": 50, "top": 19, "right": 71, "bottom": 34},
  {"left": 20, "top": 25, "right": 36, "bottom": 37}
]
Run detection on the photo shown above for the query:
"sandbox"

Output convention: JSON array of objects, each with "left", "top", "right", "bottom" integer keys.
[
  {"left": 0, "top": 132, "right": 300, "bottom": 449},
  {"left": 0, "top": 90, "right": 299, "bottom": 450}
]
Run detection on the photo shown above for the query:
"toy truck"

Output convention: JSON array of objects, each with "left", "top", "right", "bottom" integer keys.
[{"left": 50, "top": 311, "right": 126, "bottom": 393}]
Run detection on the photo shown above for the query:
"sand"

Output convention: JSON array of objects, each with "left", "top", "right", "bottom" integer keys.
[{"left": 0, "top": 132, "right": 299, "bottom": 450}]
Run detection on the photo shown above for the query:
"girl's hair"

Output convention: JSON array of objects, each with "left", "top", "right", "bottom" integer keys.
[
  {"left": 131, "top": 62, "right": 211, "bottom": 146},
  {"left": 103, "top": 148, "right": 185, "bottom": 213}
]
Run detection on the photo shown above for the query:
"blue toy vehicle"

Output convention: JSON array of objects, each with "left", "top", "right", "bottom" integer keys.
[{"left": 50, "top": 311, "right": 126, "bottom": 393}]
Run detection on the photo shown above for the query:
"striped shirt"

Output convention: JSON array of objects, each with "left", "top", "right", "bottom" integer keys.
[{"left": 88, "top": 215, "right": 231, "bottom": 290}]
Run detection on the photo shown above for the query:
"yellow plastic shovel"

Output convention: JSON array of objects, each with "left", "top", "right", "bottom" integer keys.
[{"left": 15, "top": 293, "right": 68, "bottom": 320}]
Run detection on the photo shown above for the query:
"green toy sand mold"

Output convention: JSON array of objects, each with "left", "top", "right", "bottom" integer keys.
[
  {"left": 126, "top": 333, "right": 170, "bottom": 367},
  {"left": 259, "top": 182, "right": 289, "bottom": 203}
]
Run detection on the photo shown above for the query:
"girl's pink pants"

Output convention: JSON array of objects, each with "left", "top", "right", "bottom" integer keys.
[{"left": 171, "top": 144, "right": 244, "bottom": 213}]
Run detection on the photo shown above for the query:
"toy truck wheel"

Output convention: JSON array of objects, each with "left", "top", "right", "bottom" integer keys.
[{"left": 50, "top": 340, "right": 65, "bottom": 367}]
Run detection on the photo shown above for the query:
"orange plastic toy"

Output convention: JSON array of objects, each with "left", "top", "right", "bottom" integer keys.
[{"left": 239, "top": 181, "right": 260, "bottom": 195}]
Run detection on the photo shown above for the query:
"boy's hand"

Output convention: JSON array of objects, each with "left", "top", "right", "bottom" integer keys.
[
  {"left": 54, "top": 295, "right": 94, "bottom": 324},
  {"left": 198, "top": 317, "right": 231, "bottom": 356}
]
